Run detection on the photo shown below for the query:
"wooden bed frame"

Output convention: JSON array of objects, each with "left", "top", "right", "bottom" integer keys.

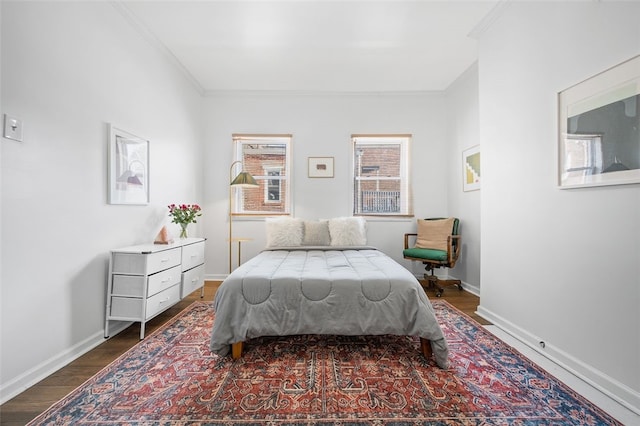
[{"left": 230, "top": 337, "right": 434, "bottom": 360}]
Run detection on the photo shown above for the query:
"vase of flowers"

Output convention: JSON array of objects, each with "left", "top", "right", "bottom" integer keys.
[{"left": 168, "top": 203, "right": 202, "bottom": 238}]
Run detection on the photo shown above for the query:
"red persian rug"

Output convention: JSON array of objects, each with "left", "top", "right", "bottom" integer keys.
[{"left": 28, "top": 301, "right": 621, "bottom": 425}]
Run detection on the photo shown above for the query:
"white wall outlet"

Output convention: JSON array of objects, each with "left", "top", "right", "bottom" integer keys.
[{"left": 4, "top": 114, "right": 24, "bottom": 141}]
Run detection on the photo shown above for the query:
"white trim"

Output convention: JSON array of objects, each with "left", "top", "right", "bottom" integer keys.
[
  {"left": 110, "top": 1, "right": 204, "bottom": 95},
  {"left": 476, "top": 305, "right": 640, "bottom": 415},
  {"left": 468, "top": 0, "right": 512, "bottom": 40},
  {"left": 0, "top": 322, "right": 130, "bottom": 405},
  {"left": 205, "top": 90, "right": 444, "bottom": 98},
  {"left": 205, "top": 273, "right": 227, "bottom": 281},
  {"left": 458, "top": 280, "right": 480, "bottom": 297},
  {"left": 409, "top": 274, "right": 478, "bottom": 297}
]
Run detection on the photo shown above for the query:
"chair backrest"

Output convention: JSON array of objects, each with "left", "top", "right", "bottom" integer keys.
[
  {"left": 423, "top": 217, "right": 460, "bottom": 252},
  {"left": 423, "top": 217, "right": 459, "bottom": 234}
]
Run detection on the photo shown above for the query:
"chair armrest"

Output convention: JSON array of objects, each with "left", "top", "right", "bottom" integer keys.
[
  {"left": 448, "top": 235, "right": 462, "bottom": 265},
  {"left": 404, "top": 233, "right": 417, "bottom": 250}
]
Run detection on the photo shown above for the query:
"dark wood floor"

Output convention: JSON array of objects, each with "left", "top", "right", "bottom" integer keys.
[{"left": 0, "top": 280, "right": 488, "bottom": 426}]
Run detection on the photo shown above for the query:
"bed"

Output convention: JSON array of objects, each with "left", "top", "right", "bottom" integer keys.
[{"left": 209, "top": 246, "right": 450, "bottom": 369}]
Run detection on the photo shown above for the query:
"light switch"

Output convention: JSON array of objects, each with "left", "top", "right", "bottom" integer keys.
[{"left": 4, "top": 114, "right": 23, "bottom": 141}]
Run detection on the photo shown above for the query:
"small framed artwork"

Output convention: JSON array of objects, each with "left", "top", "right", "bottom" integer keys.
[
  {"left": 308, "top": 157, "right": 334, "bottom": 178},
  {"left": 108, "top": 125, "right": 150, "bottom": 204},
  {"left": 462, "top": 145, "right": 480, "bottom": 192},
  {"left": 558, "top": 55, "right": 639, "bottom": 189}
]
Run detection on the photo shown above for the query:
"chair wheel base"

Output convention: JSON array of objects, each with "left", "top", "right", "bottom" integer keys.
[{"left": 421, "top": 275, "right": 462, "bottom": 297}]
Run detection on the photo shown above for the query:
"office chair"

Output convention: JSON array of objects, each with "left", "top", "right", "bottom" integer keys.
[{"left": 403, "top": 217, "right": 462, "bottom": 297}]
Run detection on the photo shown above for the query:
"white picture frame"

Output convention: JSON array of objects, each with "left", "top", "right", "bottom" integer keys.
[
  {"left": 108, "top": 125, "right": 150, "bottom": 204},
  {"left": 308, "top": 157, "right": 334, "bottom": 178},
  {"left": 558, "top": 55, "right": 640, "bottom": 189}
]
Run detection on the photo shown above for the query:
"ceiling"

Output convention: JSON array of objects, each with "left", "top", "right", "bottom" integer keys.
[{"left": 117, "top": 0, "right": 500, "bottom": 94}]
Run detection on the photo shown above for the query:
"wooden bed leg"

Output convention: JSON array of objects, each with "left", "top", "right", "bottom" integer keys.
[
  {"left": 420, "top": 338, "right": 433, "bottom": 359},
  {"left": 231, "top": 342, "right": 243, "bottom": 359}
]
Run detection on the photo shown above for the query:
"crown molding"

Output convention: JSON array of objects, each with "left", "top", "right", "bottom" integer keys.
[
  {"left": 110, "top": 1, "right": 205, "bottom": 96},
  {"left": 468, "top": 0, "right": 512, "bottom": 40},
  {"left": 204, "top": 89, "right": 445, "bottom": 98}
]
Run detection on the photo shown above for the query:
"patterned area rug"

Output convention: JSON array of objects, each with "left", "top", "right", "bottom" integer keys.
[{"left": 28, "top": 301, "right": 621, "bottom": 425}]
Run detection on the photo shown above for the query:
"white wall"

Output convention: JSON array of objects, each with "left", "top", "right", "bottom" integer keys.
[
  {"left": 8, "top": 0, "right": 635, "bottom": 415},
  {"left": 0, "top": 2, "right": 4, "bottom": 400},
  {"left": 202, "top": 92, "right": 451, "bottom": 277},
  {"left": 446, "top": 62, "right": 481, "bottom": 292},
  {"left": 0, "top": 2, "right": 204, "bottom": 402},
  {"left": 477, "top": 1, "right": 640, "bottom": 412}
]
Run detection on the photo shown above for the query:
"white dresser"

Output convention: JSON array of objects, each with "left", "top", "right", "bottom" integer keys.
[{"left": 105, "top": 237, "right": 206, "bottom": 339}]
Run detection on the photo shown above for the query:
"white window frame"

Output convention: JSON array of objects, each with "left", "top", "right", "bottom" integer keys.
[
  {"left": 232, "top": 134, "right": 292, "bottom": 216},
  {"left": 265, "top": 167, "right": 283, "bottom": 203},
  {"left": 352, "top": 134, "right": 412, "bottom": 216}
]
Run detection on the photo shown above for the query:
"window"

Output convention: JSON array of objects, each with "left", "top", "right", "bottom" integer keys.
[
  {"left": 232, "top": 134, "right": 292, "bottom": 215},
  {"left": 352, "top": 134, "right": 412, "bottom": 216},
  {"left": 266, "top": 168, "right": 282, "bottom": 203}
]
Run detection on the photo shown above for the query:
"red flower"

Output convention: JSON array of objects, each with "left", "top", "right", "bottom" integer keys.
[{"left": 168, "top": 203, "right": 203, "bottom": 225}]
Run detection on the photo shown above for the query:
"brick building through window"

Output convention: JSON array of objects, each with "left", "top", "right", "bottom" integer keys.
[
  {"left": 232, "top": 135, "right": 291, "bottom": 215},
  {"left": 352, "top": 135, "right": 411, "bottom": 216}
]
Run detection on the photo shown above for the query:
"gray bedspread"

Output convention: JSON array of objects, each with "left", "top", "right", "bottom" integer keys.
[{"left": 209, "top": 247, "right": 449, "bottom": 368}]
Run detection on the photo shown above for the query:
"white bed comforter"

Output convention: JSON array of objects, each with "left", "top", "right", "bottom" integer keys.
[{"left": 209, "top": 247, "right": 449, "bottom": 368}]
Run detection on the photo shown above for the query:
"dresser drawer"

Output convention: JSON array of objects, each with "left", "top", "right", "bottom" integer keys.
[
  {"left": 146, "top": 248, "right": 182, "bottom": 274},
  {"left": 112, "top": 247, "right": 181, "bottom": 275},
  {"left": 147, "top": 265, "right": 181, "bottom": 297},
  {"left": 110, "top": 296, "right": 144, "bottom": 319},
  {"left": 112, "top": 275, "right": 146, "bottom": 297},
  {"left": 181, "top": 263, "right": 205, "bottom": 298},
  {"left": 112, "top": 265, "right": 181, "bottom": 297},
  {"left": 110, "top": 283, "right": 180, "bottom": 320},
  {"left": 145, "top": 284, "right": 181, "bottom": 320},
  {"left": 181, "top": 241, "right": 205, "bottom": 271}
]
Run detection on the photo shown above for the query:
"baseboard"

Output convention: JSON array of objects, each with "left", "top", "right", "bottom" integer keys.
[
  {"left": 1, "top": 280, "right": 228, "bottom": 403},
  {"left": 0, "top": 321, "right": 130, "bottom": 405},
  {"left": 476, "top": 305, "right": 640, "bottom": 415},
  {"left": 205, "top": 273, "right": 226, "bottom": 281},
  {"left": 411, "top": 273, "right": 479, "bottom": 297},
  {"left": 451, "top": 276, "right": 479, "bottom": 297}
]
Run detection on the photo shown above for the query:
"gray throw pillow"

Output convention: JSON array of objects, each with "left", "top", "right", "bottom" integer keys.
[{"left": 302, "top": 220, "right": 331, "bottom": 246}]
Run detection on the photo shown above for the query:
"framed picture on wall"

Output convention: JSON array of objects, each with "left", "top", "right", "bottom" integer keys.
[
  {"left": 108, "top": 125, "right": 150, "bottom": 204},
  {"left": 462, "top": 145, "right": 480, "bottom": 192},
  {"left": 558, "top": 55, "right": 640, "bottom": 189},
  {"left": 308, "top": 157, "right": 334, "bottom": 178}
]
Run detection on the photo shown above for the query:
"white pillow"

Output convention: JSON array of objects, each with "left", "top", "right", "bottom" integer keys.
[
  {"left": 328, "top": 217, "right": 367, "bottom": 246},
  {"left": 265, "top": 217, "right": 303, "bottom": 247},
  {"left": 302, "top": 220, "right": 331, "bottom": 246}
]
